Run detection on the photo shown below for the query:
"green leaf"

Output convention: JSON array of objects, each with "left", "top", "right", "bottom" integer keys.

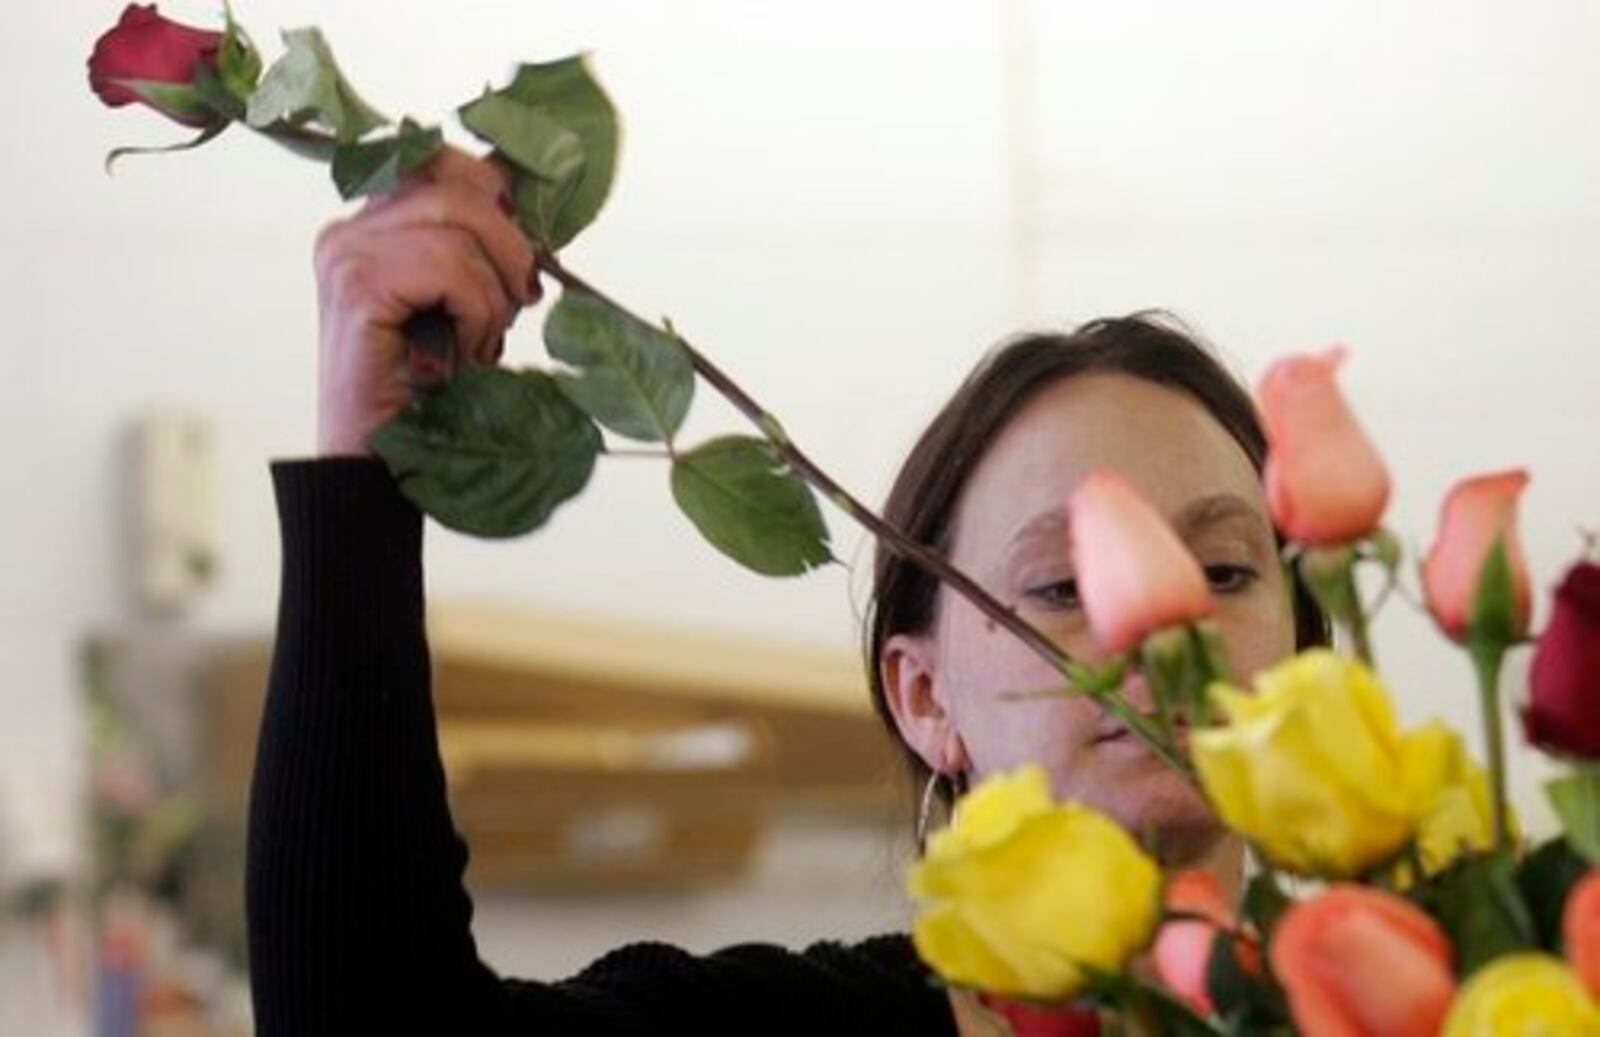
[
  {"left": 458, "top": 90, "right": 585, "bottom": 184},
  {"left": 543, "top": 290, "right": 693, "bottom": 443},
  {"left": 1206, "top": 929, "right": 1287, "bottom": 1030},
  {"left": 493, "top": 56, "right": 619, "bottom": 250},
  {"left": 330, "top": 118, "right": 444, "bottom": 200},
  {"left": 670, "top": 436, "right": 831, "bottom": 577},
  {"left": 1240, "top": 871, "right": 1291, "bottom": 937},
  {"left": 245, "top": 27, "right": 388, "bottom": 142},
  {"left": 1548, "top": 770, "right": 1600, "bottom": 866},
  {"left": 1517, "top": 837, "right": 1592, "bottom": 951},
  {"left": 370, "top": 367, "right": 601, "bottom": 537},
  {"left": 1415, "top": 850, "right": 1537, "bottom": 977},
  {"left": 1469, "top": 536, "right": 1518, "bottom": 647}
]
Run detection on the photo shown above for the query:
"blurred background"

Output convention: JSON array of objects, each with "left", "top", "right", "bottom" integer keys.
[{"left": 5, "top": 0, "right": 1600, "bottom": 1032}]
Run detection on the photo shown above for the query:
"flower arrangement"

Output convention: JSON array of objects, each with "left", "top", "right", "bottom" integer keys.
[{"left": 90, "top": 6, "right": 1600, "bottom": 1034}]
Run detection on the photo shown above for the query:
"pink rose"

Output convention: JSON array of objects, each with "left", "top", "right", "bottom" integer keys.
[
  {"left": 1565, "top": 870, "right": 1600, "bottom": 999},
  {"left": 1271, "top": 886, "right": 1456, "bottom": 1037},
  {"left": 1526, "top": 562, "right": 1600, "bottom": 758},
  {"left": 1068, "top": 470, "right": 1214, "bottom": 654},
  {"left": 1258, "top": 347, "right": 1391, "bottom": 546},
  {"left": 1152, "top": 870, "right": 1260, "bottom": 1017},
  {"left": 87, "top": 4, "right": 223, "bottom": 127},
  {"left": 1421, "top": 470, "right": 1532, "bottom": 641}
]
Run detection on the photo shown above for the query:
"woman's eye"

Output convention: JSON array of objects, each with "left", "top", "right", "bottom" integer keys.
[
  {"left": 1205, "top": 564, "right": 1258, "bottom": 593},
  {"left": 1024, "top": 578, "right": 1081, "bottom": 609}
]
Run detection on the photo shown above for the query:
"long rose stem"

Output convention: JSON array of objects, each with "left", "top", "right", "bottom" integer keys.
[{"left": 539, "top": 253, "right": 1188, "bottom": 774}]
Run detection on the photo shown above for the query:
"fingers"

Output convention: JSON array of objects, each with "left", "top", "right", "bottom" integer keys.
[
  {"left": 355, "top": 178, "right": 536, "bottom": 310},
  {"left": 326, "top": 225, "right": 516, "bottom": 366},
  {"left": 426, "top": 147, "right": 515, "bottom": 201}
]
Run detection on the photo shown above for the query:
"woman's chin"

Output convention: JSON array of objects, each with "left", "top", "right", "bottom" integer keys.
[{"left": 1089, "top": 758, "right": 1222, "bottom": 866}]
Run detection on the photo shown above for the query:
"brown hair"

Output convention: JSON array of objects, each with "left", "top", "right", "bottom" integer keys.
[{"left": 862, "top": 312, "right": 1328, "bottom": 806}]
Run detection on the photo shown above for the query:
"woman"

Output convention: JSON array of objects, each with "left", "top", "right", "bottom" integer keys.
[{"left": 246, "top": 149, "right": 1320, "bottom": 1035}]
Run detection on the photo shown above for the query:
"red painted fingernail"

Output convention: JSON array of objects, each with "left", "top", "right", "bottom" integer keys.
[{"left": 497, "top": 191, "right": 515, "bottom": 216}]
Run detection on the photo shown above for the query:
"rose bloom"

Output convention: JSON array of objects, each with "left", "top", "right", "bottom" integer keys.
[
  {"left": 1272, "top": 886, "right": 1456, "bottom": 1037},
  {"left": 1152, "top": 870, "right": 1260, "bottom": 1017},
  {"left": 906, "top": 765, "right": 1160, "bottom": 1000},
  {"left": 1191, "top": 649, "right": 1466, "bottom": 877},
  {"left": 1565, "top": 871, "right": 1600, "bottom": 1001},
  {"left": 1442, "top": 954, "right": 1600, "bottom": 1035},
  {"left": 1257, "top": 347, "right": 1391, "bottom": 546},
  {"left": 1067, "top": 468, "right": 1215, "bottom": 654},
  {"left": 88, "top": 4, "right": 223, "bottom": 126},
  {"left": 1526, "top": 562, "right": 1600, "bottom": 759},
  {"left": 1421, "top": 470, "right": 1532, "bottom": 642}
]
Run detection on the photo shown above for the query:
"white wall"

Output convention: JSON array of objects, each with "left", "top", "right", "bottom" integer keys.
[{"left": 5, "top": 0, "right": 1600, "bottom": 971}]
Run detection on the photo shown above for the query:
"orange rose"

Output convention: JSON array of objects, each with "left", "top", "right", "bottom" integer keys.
[
  {"left": 1565, "top": 870, "right": 1600, "bottom": 1000},
  {"left": 1067, "top": 469, "right": 1214, "bottom": 653},
  {"left": 1271, "top": 885, "right": 1456, "bottom": 1037},
  {"left": 1258, "top": 347, "right": 1390, "bottom": 546},
  {"left": 1421, "top": 470, "right": 1532, "bottom": 641},
  {"left": 1152, "top": 870, "right": 1260, "bottom": 1017}
]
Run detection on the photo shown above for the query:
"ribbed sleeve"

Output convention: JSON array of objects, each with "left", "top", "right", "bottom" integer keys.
[
  {"left": 244, "top": 458, "right": 954, "bottom": 1036},
  {"left": 246, "top": 458, "right": 504, "bottom": 1034}
]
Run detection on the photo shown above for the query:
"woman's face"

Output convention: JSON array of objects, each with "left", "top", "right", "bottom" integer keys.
[{"left": 889, "top": 372, "right": 1295, "bottom": 863}]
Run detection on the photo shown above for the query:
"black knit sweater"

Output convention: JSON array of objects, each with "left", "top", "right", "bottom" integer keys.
[{"left": 245, "top": 458, "right": 957, "bottom": 1036}]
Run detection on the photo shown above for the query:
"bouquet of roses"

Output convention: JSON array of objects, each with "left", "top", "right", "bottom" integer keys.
[{"left": 91, "top": 6, "right": 1600, "bottom": 1034}]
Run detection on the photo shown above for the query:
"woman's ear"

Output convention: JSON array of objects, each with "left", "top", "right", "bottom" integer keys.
[{"left": 881, "top": 631, "right": 965, "bottom": 773}]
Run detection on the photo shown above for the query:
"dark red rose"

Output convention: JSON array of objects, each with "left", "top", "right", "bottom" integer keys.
[
  {"left": 1525, "top": 561, "right": 1600, "bottom": 758},
  {"left": 976, "top": 994, "right": 1101, "bottom": 1037},
  {"left": 87, "top": 4, "right": 223, "bottom": 126}
]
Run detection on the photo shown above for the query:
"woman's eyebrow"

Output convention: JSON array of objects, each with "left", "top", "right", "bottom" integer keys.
[{"left": 1174, "top": 492, "right": 1270, "bottom": 540}]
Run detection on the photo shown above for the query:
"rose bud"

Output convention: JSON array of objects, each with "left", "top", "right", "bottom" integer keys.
[
  {"left": 1152, "top": 870, "right": 1261, "bottom": 1017},
  {"left": 1272, "top": 885, "right": 1456, "bottom": 1037},
  {"left": 1258, "top": 347, "right": 1391, "bottom": 546},
  {"left": 1526, "top": 562, "right": 1600, "bottom": 758},
  {"left": 87, "top": 4, "right": 224, "bottom": 127},
  {"left": 1421, "top": 470, "right": 1532, "bottom": 642},
  {"left": 1564, "top": 870, "right": 1600, "bottom": 999},
  {"left": 1067, "top": 469, "right": 1215, "bottom": 654}
]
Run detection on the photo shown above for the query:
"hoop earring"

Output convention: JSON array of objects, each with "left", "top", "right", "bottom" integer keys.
[{"left": 916, "top": 770, "right": 964, "bottom": 853}]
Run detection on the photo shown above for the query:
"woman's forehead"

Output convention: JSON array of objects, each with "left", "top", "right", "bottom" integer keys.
[{"left": 949, "top": 373, "right": 1266, "bottom": 557}]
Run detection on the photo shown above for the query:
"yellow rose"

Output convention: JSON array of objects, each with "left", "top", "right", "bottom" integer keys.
[
  {"left": 1443, "top": 955, "right": 1600, "bottom": 1036},
  {"left": 1191, "top": 649, "right": 1460, "bottom": 877},
  {"left": 1410, "top": 726, "right": 1504, "bottom": 877},
  {"left": 906, "top": 765, "right": 1161, "bottom": 999}
]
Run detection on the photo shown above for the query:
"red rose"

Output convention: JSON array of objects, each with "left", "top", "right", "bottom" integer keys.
[
  {"left": 1525, "top": 562, "right": 1600, "bottom": 757},
  {"left": 87, "top": 4, "right": 223, "bottom": 126},
  {"left": 975, "top": 994, "right": 1101, "bottom": 1037}
]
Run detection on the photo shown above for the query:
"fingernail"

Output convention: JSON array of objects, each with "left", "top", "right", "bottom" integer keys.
[
  {"left": 526, "top": 271, "right": 544, "bottom": 304},
  {"left": 497, "top": 191, "right": 515, "bottom": 217}
]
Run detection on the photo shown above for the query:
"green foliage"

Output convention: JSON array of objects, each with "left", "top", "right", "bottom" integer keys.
[
  {"left": 331, "top": 118, "right": 444, "bottom": 199},
  {"left": 459, "top": 91, "right": 584, "bottom": 183},
  {"left": 1206, "top": 929, "right": 1287, "bottom": 1032},
  {"left": 370, "top": 367, "right": 601, "bottom": 537},
  {"left": 1517, "top": 837, "right": 1592, "bottom": 951},
  {"left": 1240, "top": 871, "right": 1291, "bottom": 937},
  {"left": 461, "top": 57, "right": 618, "bottom": 250},
  {"left": 543, "top": 290, "right": 693, "bottom": 443},
  {"left": 1548, "top": 769, "right": 1600, "bottom": 866},
  {"left": 670, "top": 436, "right": 831, "bottom": 576},
  {"left": 245, "top": 28, "right": 388, "bottom": 142},
  {"left": 1415, "top": 850, "right": 1538, "bottom": 977}
]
